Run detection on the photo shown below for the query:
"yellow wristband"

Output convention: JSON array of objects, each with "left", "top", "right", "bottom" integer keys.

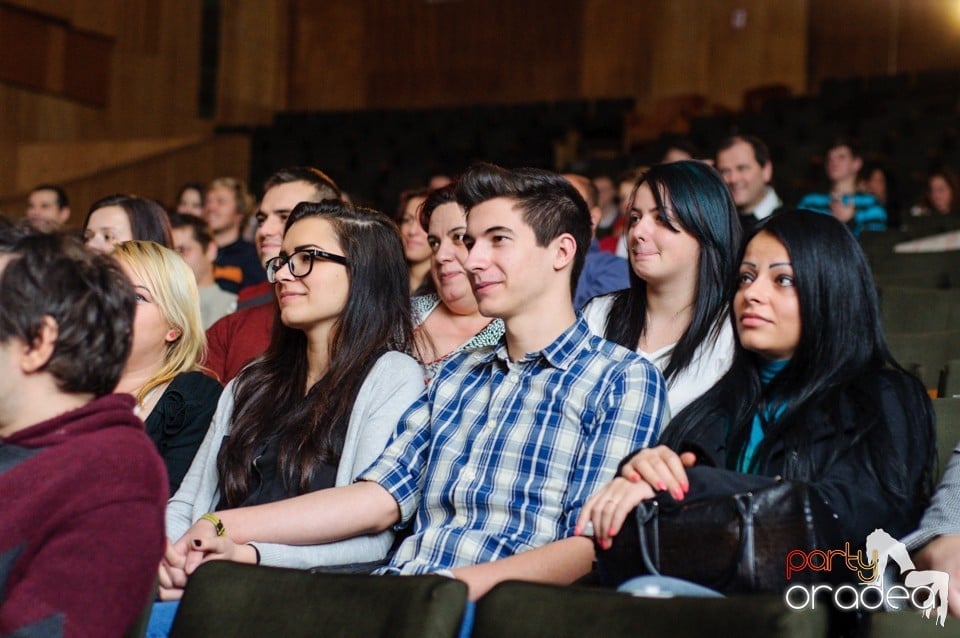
[{"left": 200, "top": 513, "right": 226, "bottom": 537}]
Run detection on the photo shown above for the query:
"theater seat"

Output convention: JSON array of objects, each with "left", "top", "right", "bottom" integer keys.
[
  {"left": 169, "top": 562, "right": 467, "bottom": 638},
  {"left": 471, "top": 581, "right": 825, "bottom": 638}
]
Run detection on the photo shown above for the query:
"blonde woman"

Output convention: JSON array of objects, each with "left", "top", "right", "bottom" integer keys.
[{"left": 113, "top": 241, "right": 223, "bottom": 495}]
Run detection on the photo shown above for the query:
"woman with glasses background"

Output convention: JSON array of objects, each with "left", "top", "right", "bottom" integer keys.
[{"left": 157, "top": 199, "right": 423, "bottom": 605}]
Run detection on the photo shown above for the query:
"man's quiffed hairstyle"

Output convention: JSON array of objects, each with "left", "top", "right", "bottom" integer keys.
[
  {"left": 0, "top": 231, "right": 135, "bottom": 396},
  {"left": 263, "top": 166, "right": 342, "bottom": 202},
  {"left": 456, "top": 163, "right": 592, "bottom": 293}
]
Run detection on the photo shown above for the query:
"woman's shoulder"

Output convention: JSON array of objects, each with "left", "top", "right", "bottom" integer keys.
[
  {"left": 168, "top": 370, "right": 224, "bottom": 400},
  {"left": 412, "top": 294, "right": 441, "bottom": 325},
  {"left": 367, "top": 351, "right": 424, "bottom": 383},
  {"left": 581, "top": 292, "right": 618, "bottom": 334}
]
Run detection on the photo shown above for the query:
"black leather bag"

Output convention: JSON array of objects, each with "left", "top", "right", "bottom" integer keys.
[{"left": 596, "top": 468, "right": 819, "bottom": 593}]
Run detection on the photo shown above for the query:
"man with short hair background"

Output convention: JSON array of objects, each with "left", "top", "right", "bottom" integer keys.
[
  {"left": 171, "top": 213, "right": 237, "bottom": 329},
  {"left": 715, "top": 135, "right": 782, "bottom": 234},
  {"left": 26, "top": 184, "right": 71, "bottom": 233},
  {"left": 798, "top": 138, "right": 887, "bottom": 237}
]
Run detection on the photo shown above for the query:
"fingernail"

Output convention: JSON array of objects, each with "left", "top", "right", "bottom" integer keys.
[
  {"left": 604, "top": 539, "right": 613, "bottom": 549},
  {"left": 628, "top": 473, "right": 640, "bottom": 483},
  {"left": 608, "top": 527, "right": 616, "bottom": 537},
  {"left": 193, "top": 539, "right": 201, "bottom": 548},
  {"left": 656, "top": 481, "right": 666, "bottom": 491},
  {"left": 673, "top": 488, "right": 684, "bottom": 500},
  {"left": 682, "top": 481, "right": 690, "bottom": 493},
  {"left": 574, "top": 526, "right": 581, "bottom": 536}
]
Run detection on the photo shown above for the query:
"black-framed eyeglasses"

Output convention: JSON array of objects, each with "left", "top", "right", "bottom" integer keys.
[{"left": 265, "top": 248, "right": 348, "bottom": 283}]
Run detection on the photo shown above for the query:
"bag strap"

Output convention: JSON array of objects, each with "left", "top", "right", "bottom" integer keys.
[{"left": 635, "top": 500, "right": 662, "bottom": 576}]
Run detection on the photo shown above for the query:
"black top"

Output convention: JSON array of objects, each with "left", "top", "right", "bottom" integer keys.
[
  {"left": 663, "top": 369, "right": 933, "bottom": 546},
  {"left": 144, "top": 371, "right": 223, "bottom": 496},
  {"left": 215, "top": 239, "right": 266, "bottom": 294}
]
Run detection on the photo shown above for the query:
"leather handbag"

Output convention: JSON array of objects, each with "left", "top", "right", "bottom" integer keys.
[{"left": 596, "top": 468, "right": 819, "bottom": 593}]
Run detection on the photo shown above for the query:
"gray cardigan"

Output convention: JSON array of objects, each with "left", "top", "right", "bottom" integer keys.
[
  {"left": 904, "top": 445, "right": 960, "bottom": 551},
  {"left": 165, "top": 351, "right": 424, "bottom": 568}
]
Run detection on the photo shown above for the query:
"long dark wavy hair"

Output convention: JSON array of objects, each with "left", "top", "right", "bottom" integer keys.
[
  {"left": 603, "top": 160, "right": 741, "bottom": 383},
  {"left": 217, "top": 200, "right": 413, "bottom": 506},
  {"left": 662, "top": 212, "right": 935, "bottom": 503}
]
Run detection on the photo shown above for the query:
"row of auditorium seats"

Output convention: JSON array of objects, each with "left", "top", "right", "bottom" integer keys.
[
  {"left": 244, "top": 69, "right": 957, "bottom": 215},
  {"left": 246, "top": 98, "right": 634, "bottom": 212},
  {"left": 145, "top": 398, "right": 960, "bottom": 638}
]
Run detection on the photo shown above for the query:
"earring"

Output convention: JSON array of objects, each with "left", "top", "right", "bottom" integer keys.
[{"left": 166, "top": 328, "right": 182, "bottom": 341}]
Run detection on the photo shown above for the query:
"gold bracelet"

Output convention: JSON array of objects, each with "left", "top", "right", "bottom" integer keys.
[{"left": 200, "top": 513, "right": 226, "bottom": 537}]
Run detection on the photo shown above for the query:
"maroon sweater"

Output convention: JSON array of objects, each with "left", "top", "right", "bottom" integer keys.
[
  {"left": 203, "top": 298, "right": 275, "bottom": 384},
  {"left": 0, "top": 394, "right": 167, "bottom": 637}
]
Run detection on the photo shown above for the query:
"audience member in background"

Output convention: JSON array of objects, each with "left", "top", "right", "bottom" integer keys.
[
  {"left": 113, "top": 241, "right": 222, "bottom": 495},
  {"left": 592, "top": 174, "right": 620, "bottom": 241},
  {"left": 580, "top": 212, "right": 934, "bottom": 597},
  {"left": 599, "top": 167, "right": 646, "bottom": 258},
  {"left": 83, "top": 194, "right": 173, "bottom": 253},
  {"left": 910, "top": 167, "right": 959, "bottom": 217},
  {"left": 166, "top": 163, "right": 666, "bottom": 602},
  {"left": 158, "top": 200, "right": 421, "bottom": 605},
  {"left": 661, "top": 139, "right": 698, "bottom": 164},
  {"left": 25, "top": 184, "right": 71, "bottom": 233},
  {"left": 562, "top": 173, "right": 629, "bottom": 309},
  {"left": 716, "top": 134, "right": 783, "bottom": 234},
  {"left": 175, "top": 182, "right": 205, "bottom": 217},
  {"left": 798, "top": 137, "right": 886, "bottom": 237},
  {"left": 204, "top": 177, "right": 264, "bottom": 293},
  {"left": 583, "top": 161, "right": 740, "bottom": 417},
  {"left": 205, "top": 166, "right": 341, "bottom": 383},
  {"left": 412, "top": 184, "right": 504, "bottom": 382},
  {"left": 0, "top": 230, "right": 166, "bottom": 636},
  {"left": 858, "top": 161, "right": 902, "bottom": 228},
  {"left": 428, "top": 174, "right": 453, "bottom": 190},
  {"left": 906, "top": 436, "right": 960, "bottom": 618},
  {"left": 171, "top": 214, "right": 237, "bottom": 329},
  {"left": 396, "top": 188, "right": 434, "bottom": 295}
]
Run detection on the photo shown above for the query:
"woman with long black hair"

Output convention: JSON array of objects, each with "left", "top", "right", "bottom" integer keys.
[
  {"left": 579, "top": 212, "right": 935, "bottom": 580},
  {"left": 159, "top": 200, "right": 423, "bottom": 598},
  {"left": 582, "top": 160, "right": 740, "bottom": 417}
]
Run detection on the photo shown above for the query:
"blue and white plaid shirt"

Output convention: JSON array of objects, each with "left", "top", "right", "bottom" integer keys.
[{"left": 360, "top": 316, "right": 668, "bottom": 575}]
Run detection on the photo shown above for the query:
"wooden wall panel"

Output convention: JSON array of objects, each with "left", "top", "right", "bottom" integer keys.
[
  {"left": 0, "top": 134, "right": 251, "bottom": 228},
  {"left": 284, "top": 0, "right": 806, "bottom": 113},
  {"left": 288, "top": 1, "right": 364, "bottom": 110},
  {"left": 216, "top": 0, "right": 289, "bottom": 125},
  {"left": 0, "top": 4, "right": 113, "bottom": 106},
  {"left": 641, "top": 0, "right": 810, "bottom": 111},
  {"left": 809, "top": 0, "right": 960, "bottom": 86},
  {"left": 580, "top": 0, "right": 652, "bottom": 104},
  {"left": 703, "top": 0, "right": 808, "bottom": 109},
  {"left": 3, "top": 0, "right": 120, "bottom": 36},
  {"left": 0, "top": 0, "right": 207, "bottom": 143},
  {"left": 897, "top": 0, "right": 960, "bottom": 73},
  {"left": 288, "top": 0, "right": 584, "bottom": 110}
]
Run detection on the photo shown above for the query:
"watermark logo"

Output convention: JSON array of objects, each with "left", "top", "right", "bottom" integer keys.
[{"left": 784, "top": 528, "right": 949, "bottom": 626}]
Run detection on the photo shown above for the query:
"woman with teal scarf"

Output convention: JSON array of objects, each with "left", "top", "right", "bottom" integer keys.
[{"left": 578, "top": 211, "right": 935, "bottom": 572}]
